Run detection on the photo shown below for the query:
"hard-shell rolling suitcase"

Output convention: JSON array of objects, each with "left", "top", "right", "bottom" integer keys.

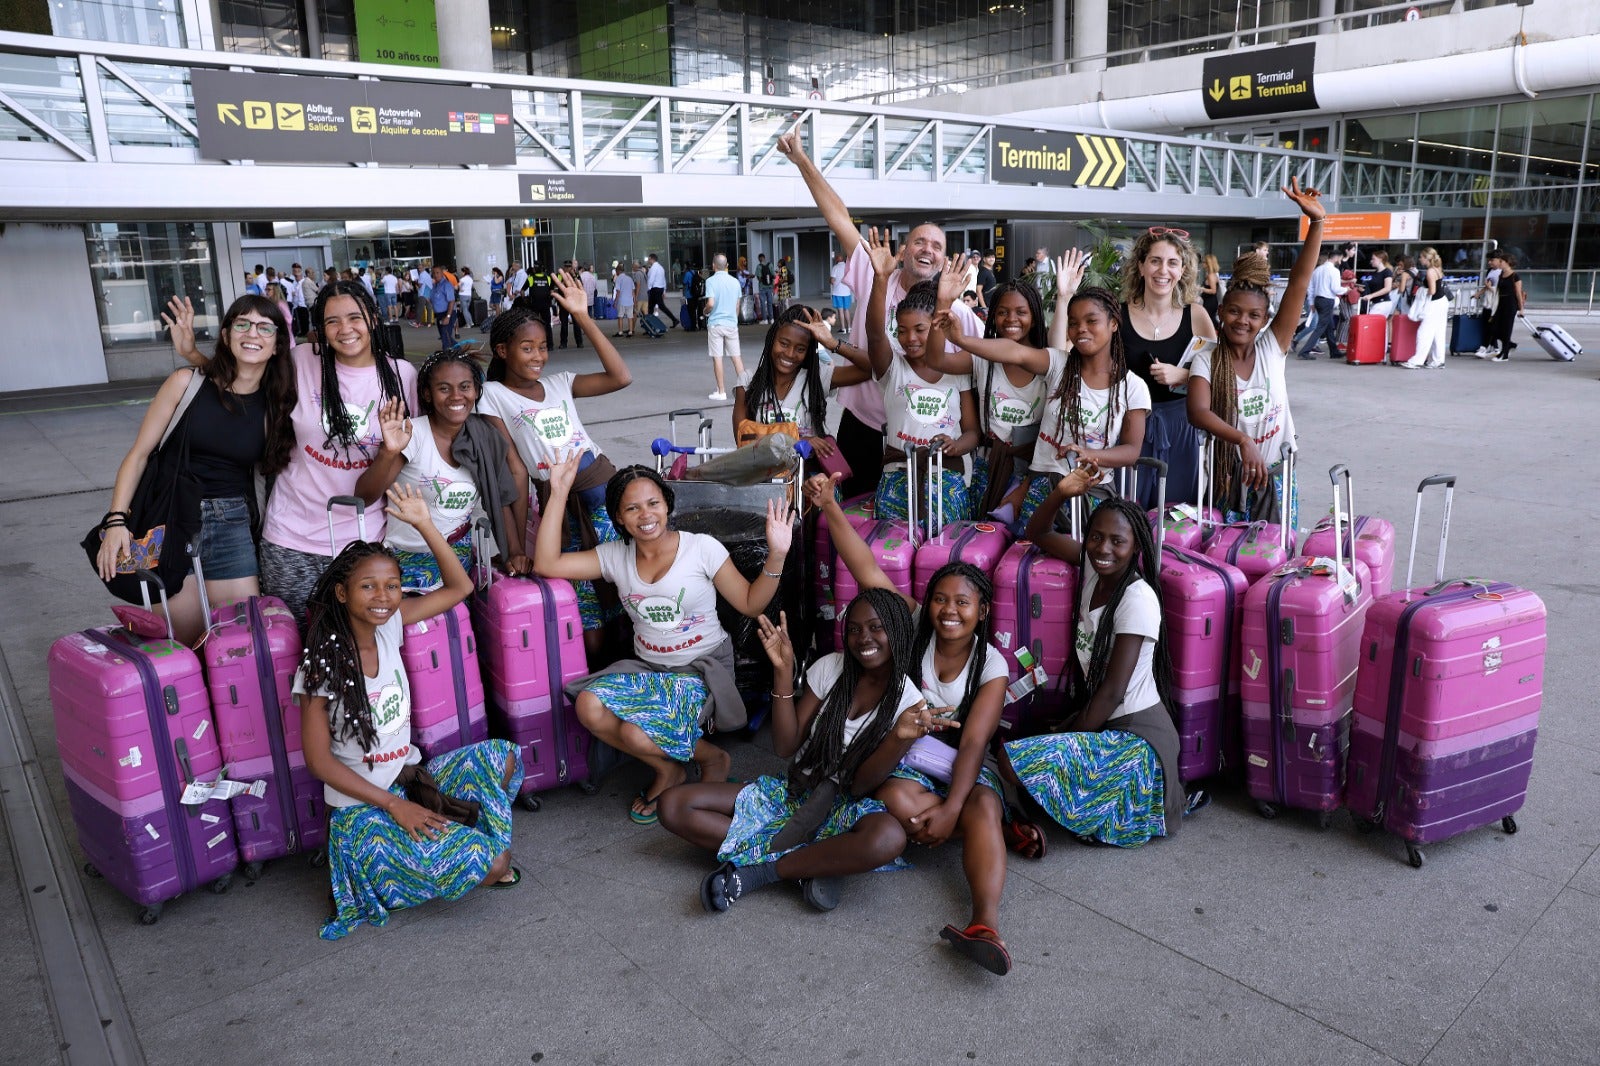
[
  {"left": 1449, "top": 313, "right": 1484, "bottom": 354},
  {"left": 680, "top": 304, "right": 694, "bottom": 331},
  {"left": 470, "top": 296, "right": 488, "bottom": 328},
  {"left": 832, "top": 445, "right": 925, "bottom": 648},
  {"left": 989, "top": 496, "right": 1082, "bottom": 735},
  {"left": 1389, "top": 314, "right": 1419, "bottom": 365},
  {"left": 593, "top": 296, "right": 615, "bottom": 320},
  {"left": 1345, "top": 314, "right": 1388, "bottom": 365},
  {"left": 1520, "top": 315, "right": 1581, "bottom": 361},
  {"left": 49, "top": 576, "right": 238, "bottom": 923},
  {"left": 1203, "top": 446, "right": 1295, "bottom": 585},
  {"left": 913, "top": 517, "right": 1012, "bottom": 599},
  {"left": 739, "top": 294, "right": 758, "bottom": 324},
  {"left": 471, "top": 563, "right": 591, "bottom": 810},
  {"left": 1149, "top": 442, "right": 1222, "bottom": 552},
  {"left": 1239, "top": 506, "right": 1373, "bottom": 825},
  {"left": 811, "top": 493, "right": 876, "bottom": 654},
  {"left": 1344, "top": 475, "right": 1546, "bottom": 867},
  {"left": 203, "top": 594, "right": 327, "bottom": 879},
  {"left": 639, "top": 312, "right": 667, "bottom": 338},
  {"left": 1301, "top": 464, "right": 1396, "bottom": 598}
]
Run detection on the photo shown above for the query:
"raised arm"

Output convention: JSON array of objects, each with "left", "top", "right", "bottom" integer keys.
[
  {"left": 776, "top": 132, "right": 862, "bottom": 256},
  {"left": 353, "top": 397, "right": 410, "bottom": 505},
  {"left": 531, "top": 451, "right": 605, "bottom": 582},
  {"left": 865, "top": 232, "right": 897, "bottom": 379},
  {"left": 386, "top": 486, "right": 475, "bottom": 624},
  {"left": 1022, "top": 465, "right": 1099, "bottom": 564},
  {"left": 711, "top": 498, "right": 793, "bottom": 617},
  {"left": 1047, "top": 250, "right": 1090, "bottom": 349},
  {"left": 1268, "top": 177, "right": 1328, "bottom": 350},
  {"left": 936, "top": 310, "right": 1051, "bottom": 375},
  {"left": 557, "top": 273, "right": 632, "bottom": 397},
  {"left": 802, "top": 473, "right": 918, "bottom": 614}
]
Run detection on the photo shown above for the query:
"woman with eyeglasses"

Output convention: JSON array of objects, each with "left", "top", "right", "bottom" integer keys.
[
  {"left": 95, "top": 295, "right": 297, "bottom": 642},
  {"left": 1054, "top": 227, "right": 1216, "bottom": 508}
]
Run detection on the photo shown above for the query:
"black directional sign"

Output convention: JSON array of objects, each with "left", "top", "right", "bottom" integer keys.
[
  {"left": 992, "top": 127, "right": 1126, "bottom": 189},
  {"left": 1201, "top": 43, "right": 1319, "bottom": 121},
  {"left": 518, "top": 174, "right": 644, "bottom": 205}
]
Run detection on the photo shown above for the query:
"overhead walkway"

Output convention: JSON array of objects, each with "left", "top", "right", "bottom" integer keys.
[{"left": 0, "top": 30, "right": 1369, "bottom": 223}]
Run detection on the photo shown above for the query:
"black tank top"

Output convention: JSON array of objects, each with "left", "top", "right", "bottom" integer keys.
[
  {"left": 1119, "top": 302, "right": 1193, "bottom": 406},
  {"left": 183, "top": 378, "right": 267, "bottom": 499}
]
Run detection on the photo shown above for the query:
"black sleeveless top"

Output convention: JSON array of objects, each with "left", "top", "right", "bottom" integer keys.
[
  {"left": 184, "top": 378, "right": 267, "bottom": 499},
  {"left": 1119, "top": 302, "right": 1194, "bottom": 406}
]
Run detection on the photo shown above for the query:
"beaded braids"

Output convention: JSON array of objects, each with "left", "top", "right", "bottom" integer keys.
[
  {"left": 416, "top": 348, "right": 485, "bottom": 417},
  {"left": 1072, "top": 498, "right": 1175, "bottom": 718},
  {"left": 604, "top": 465, "right": 675, "bottom": 543},
  {"left": 299, "top": 541, "right": 401, "bottom": 754},
  {"left": 308, "top": 280, "right": 410, "bottom": 450},
  {"left": 1047, "top": 287, "right": 1129, "bottom": 458},
  {"left": 743, "top": 312, "right": 827, "bottom": 435},
  {"left": 1210, "top": 254, "right": 1275, "bottom": 504},
  {"left": 485, "top": 305, "right": 552, "bottom": 384},
  {"left": 789, "top": 587, "right": 917, "bottom": 795},
  {"left": 909, "top": 563, "right": 996, "bottom": 723}
]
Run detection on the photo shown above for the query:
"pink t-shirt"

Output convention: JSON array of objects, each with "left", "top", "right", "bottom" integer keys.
[
  {"left": 262, "top": 343, "right": 418, "bottom": 555},
  {"left": 834, "top": 241, "right": 984, "bottom": 429}
]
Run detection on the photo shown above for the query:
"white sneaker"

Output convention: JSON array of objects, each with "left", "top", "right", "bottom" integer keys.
[
  {"left": 1473, "top": 347, "right": 1494, "bottom": 359},
  {"left": 1397, "top": 362, "right": 1422, "bottom": 370},
  {"left": 708, "top": 391, "right": 727, "bottom": 401}
]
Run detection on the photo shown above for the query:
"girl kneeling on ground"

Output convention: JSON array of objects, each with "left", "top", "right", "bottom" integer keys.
[
  {"left": 534, "top": 457, "right": 791, "bottom": 825},
  {"left": 658, "top": 591, "right": 939, "bottom": 914},
  {"left": 297, "top": 486, "right": 523, "bottom": 941}
]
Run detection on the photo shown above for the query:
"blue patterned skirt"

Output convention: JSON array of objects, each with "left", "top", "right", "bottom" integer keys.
[
  {"left": 566, "top": 502, "right": 622, "bottom": 630},
  {"left": 890, "top": 763, "right": 1005, "bottom": 801},
  {"left": 321, "top": 739, "right": 523, "bottom": 941},
  {"left": 585, "top": 671, "right": 707, "bottom": 763},
  {"left": 393, "top": 532, "right": 474, "bottom": 593},
  {"left": 875, "top": 465, "right": 970, "bottom": 532},
  {"left": 1003, "top": 730, "right": 1166, "bottom": 846},
  {"left": 717, "top": 774, "right": 899, "bottom": 868}
]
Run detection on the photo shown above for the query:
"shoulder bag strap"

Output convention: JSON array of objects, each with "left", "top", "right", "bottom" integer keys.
[{"left": 158, "top": 367, "right": 207, "bottom": 451}]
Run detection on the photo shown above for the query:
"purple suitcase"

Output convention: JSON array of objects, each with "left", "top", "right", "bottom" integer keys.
[
  {"left": 203, "top": 595, "right": 327, "bottom": 877},
  {"left": 1239, "top": 503, "right": 1374, "bottom": 825},
  {"left": 1160, "top": 544, "right": 1248, "bottom": 783},
  {"left": 471, "top": 568, "right": 591, "bottom": 810},
  {"left": 1301, "top": 464, "right": 1397, "bottom": 598},
  {"left": 49, "top": 578, "right": 238, "bottom": 923},
  {"left": 988, "top": 492, "right": 1085, "bottom": 735},
  {"left": 1344, "top": 474, "right": 1546, "bottom": 866}
]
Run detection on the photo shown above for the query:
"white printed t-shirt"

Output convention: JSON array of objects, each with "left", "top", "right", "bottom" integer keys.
[
  {"left": 976, "top": 361, "right": 1047, "bottom": 446},
  {"left": 879, "top": 355, "right": 970, "bottom": 453},
  {"left": 387, "top": 417, "right": 479, "bottom": 553},
  {"left": 1188, "top": 330, "right": 1295, "bottom": 464},
  {"left": 597, "top": 531, "right": 731, "bottom": 668},
  {"left": 293, "top": 613, "right": 420, "bottom": 807},
  {"left": 478, "top": 374, "right": 599, "bottom": 480},
  {"left": 1075, "top": 572, "right": 1162, "bottom": 722},
  {"left": 264, "top": 344, "right": 419, "bottom": 555},
  {"left": 803, "top": 652, "right": 923, "bottom": 751},
  {"left": 745, "top": 362, "right": 834, "bottom": 439},
  {"left": 918, "top": 641, "right": 1009, "bottom": 717},
  {"left": 1030, "top": 348, "right": 1151, "bottom": 481}
]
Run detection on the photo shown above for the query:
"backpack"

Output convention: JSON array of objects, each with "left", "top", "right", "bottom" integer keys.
[
  {"left": 690, "top": 271, "right": 706, "bottom": 300},
  {"left": 757, "top": 262, "right": 773, "bottom": 287}
]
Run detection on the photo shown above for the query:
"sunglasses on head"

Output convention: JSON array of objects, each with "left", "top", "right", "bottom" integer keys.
[{"left": 1147, "top": 226, "right": 1191, "bottom": 240}]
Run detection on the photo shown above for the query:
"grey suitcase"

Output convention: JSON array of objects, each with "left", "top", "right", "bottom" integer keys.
[{"left": 1519, "top": 316, "right": 1580, "bottom": 361}]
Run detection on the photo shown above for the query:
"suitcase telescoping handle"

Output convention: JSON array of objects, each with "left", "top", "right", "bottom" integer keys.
[
  {"left": 926, "top": 441, "right": 945, "bottom": 539},
  {"left": 1135, "top": 456, "right": 1169, "bottom": 554},
  {"left": 902, "top": 441, "right": 919, "bottom": 548},
  {"left": 327, "top": 494, "right": 368, "bottom": 556},
  {"left": 471, "top": 516, "right": 495, "bottom": 590},
  {"left": 1404, "top": 474, "right": 1455, "bottom": 592},
  {"left": 185, "top": 539, "right": 216, "bottom": 637},
  {"left": 133, "top": 567, "right": 176, "bottom": 642},
  {"left": 1276, "top": 443, "right": 1296, "bottom": 554}
]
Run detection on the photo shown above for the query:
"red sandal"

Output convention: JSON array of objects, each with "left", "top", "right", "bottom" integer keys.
[
  {"left": 940, "top": 923, "right": 1012, "bottom": 975},
  {"left": 1002, "top": 817, "right": 1048, "bottom": 860}
]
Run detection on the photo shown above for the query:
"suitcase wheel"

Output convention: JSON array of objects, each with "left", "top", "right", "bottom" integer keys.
[
  {"left": 1255, "top": 801, "right": 1278, "bottom": 820},
  {"left": 309, "top": 848, "right": 328, "bottom": 868},
  {"left": 1406, "top": 843, "right": 1425, "bottom": 869},
  {"left": 83, "top": 862, "right": 101, "bottom": 879},
  {"left": 577, "top": 780, "right": 598, "bottom": 796},
  {"left": 139, "top": 903, "right": 162, "bottom": 926},
  {"left": 1316, "top": 810, "right": 1333, "bottom": 831},
  {"left": 520, "top": 793, "right": 542, "bottom": 812},
  {"left": 1501, "top": 816, "right": 1518, "bottom": 835},
  {"left": 1351, "top": 816, "right": 1377, "bottom": 835},
  {"left": 210, "top": 872, "right": 234, "bottom": 895},
  {"left": 243, "top": 861, "right": 265, "bottom": 883}
]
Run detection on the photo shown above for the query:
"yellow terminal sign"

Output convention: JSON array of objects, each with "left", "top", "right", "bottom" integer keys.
[
  {"left": 1201, "top": 42, "right": 1318, "bottom": 120},
  {"left": 992, "top": 127, "right": 1126, "bottom": 189}
]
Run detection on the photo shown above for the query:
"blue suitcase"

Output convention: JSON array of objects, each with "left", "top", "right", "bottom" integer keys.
[
  {"left": 639, "top": 312, "right": 667, "bottom": 338},
  {"left": 593, "top": 296, "right": 616, "bottom": 320},
  {"left": 1449, "top": 314, "right": 1484, "bottom": 353}
]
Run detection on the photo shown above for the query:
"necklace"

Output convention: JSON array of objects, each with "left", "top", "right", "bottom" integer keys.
[{"left": 1135, "top": 300, "right": 1178, "bottom": 339}]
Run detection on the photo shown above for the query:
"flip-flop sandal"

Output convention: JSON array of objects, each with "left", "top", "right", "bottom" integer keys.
[
  {"left": 1002, "top": 818, "right": 1048, "bottom": 860},
  {"left": 628, "top": 788, "right": 662, "bottom": 826},
  {"left": 940, "top": 923, "right": 1012, "bottom": 975},
  {"left": 1184, "top": 788, "right": 1212, "bottom": 816},
  {"left": 489, "top": 866, "right": 522, "bottom": 889}
]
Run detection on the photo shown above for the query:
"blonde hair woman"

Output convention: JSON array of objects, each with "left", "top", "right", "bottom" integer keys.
[{"left": 1398, "top": 247, "right": 1449, "bottom": 370}]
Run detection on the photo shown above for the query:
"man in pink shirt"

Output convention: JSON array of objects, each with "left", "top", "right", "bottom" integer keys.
[{"left": 775, "top": 132, "right": 984, "bottom": 497}]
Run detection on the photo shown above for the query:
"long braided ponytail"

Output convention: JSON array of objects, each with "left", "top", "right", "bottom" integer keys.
[
  {"left": 299, "top": 541, "right": 400, "bottom": 753},
  {"left": 1209, "top": 254, "right": 1274, "bottom": 504}
]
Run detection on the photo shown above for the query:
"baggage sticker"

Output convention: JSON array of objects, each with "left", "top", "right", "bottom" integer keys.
[
  {"left": 1481, "top": 635, "right": 1502, "bottom": 651},
  {"left": 206, "top": 832, "right": 228, "bottom": 850},
  {"left": 82, "top": 641, "right": 108, "bottom": 655},
  {"left": 995, "top": 630, "right": 1013, "bottom": 649},
  {"left": 1483, "top": 651, "right": 1502, "bottom": 674},
  {"left": 201, "top": 813, "right": 220, "bottom": 825},
  {"left": 246, "top": 779, "right": 267, "bottom": 799},
  {"left": 1242, "top": 651, "right": 1263, "bottom": 681},
  {"left": 144, "top": 824, "right": 160, "bottom": 840},
  {"left": 119, "top": 746, "right": 143, "bottom": 768},
  {"left": 192, "top": 719, "right": 208, "bottom": 741},
  {"left": 1248, "top": 754, "right": 1269, "bottom": 768}
]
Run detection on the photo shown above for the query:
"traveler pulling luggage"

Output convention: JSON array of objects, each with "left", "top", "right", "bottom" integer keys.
[
  {"left": 638, "top": 312, "right": 668, "bottom": 338},
  {"left": 1301, "top": 464, "right": 1396, "bottom": 598},
  {"left": 48, "top": 571, "right": 238, "bottom": 924},
  {"left": 1239, "top": 501, "right": 1374, "bottom": 826},
  {"left": 1344, "top": 475, "right": 1546, "bottom": 867}
]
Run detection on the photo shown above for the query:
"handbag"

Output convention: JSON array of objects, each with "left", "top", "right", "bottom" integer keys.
[
  {"left": 81, "top": 369, "right": 206, "bottom": 603},
  {"left": 1405, "top": 291, "right": 1429, "bottom": 323},
  {"left": 901, "top": 736, "right": 956, "bottom": 783},
  {"left": 736, "top": 417, "right": 802, "bottom": 446}
]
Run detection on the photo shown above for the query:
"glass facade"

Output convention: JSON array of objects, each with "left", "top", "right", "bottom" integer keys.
[{"left": 86, "top": 223, "right": 221, "bottom": 350}]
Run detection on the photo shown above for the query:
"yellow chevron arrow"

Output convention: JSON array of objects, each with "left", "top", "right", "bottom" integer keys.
[
  {"left": 1091, "top": 138, "right": 1116, "bottom": 186},
  {"left": 1103, "top": 137, "right": 1126, "bottom": 186},
  {"left": 1074, "top": 134, "right": 1101, "bottom": 185}
]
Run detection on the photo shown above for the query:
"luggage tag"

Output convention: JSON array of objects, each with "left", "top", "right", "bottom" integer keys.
[
  {"left": 180, "top": 771, "right": 267, "bottom": 807},
  {"left": 1004, "top": 646, "right": 1049, "bottom": 705},
  {"left": 1296, "top": 554, "right": 1359, "bottom": 601}
]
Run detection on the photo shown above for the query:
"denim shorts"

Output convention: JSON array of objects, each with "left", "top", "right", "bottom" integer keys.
[{"left": 196, "top": 496, "right": 258, "bottom": 581}]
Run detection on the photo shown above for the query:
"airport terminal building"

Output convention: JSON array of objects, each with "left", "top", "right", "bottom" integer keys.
[{"left": 1, "top": 0, "right": 1597, "bottom": 391}]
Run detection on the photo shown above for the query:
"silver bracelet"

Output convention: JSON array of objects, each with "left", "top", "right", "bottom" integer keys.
[{"left": 762, "top": 568, "right": 783, "bottom": 579}]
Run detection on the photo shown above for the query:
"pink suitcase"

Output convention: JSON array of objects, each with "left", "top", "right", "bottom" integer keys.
[
  {"left": 1239, "top": 504, "right": 1374, "bottom": 826},
  {"left": 402, "top": 600, "right": 489, "bottom": 760},
  {"left": 49, "top": 579, "right": 238, "bottom": 924},
  {"left": 1344, "top": 474, "right": 1546, "bottom": 866},
  {"left": 203, "top": 595, "right": 327, "bottom": 878},
  {"left": 1201, "top": 443, "right": 1295, "bottom": 582},
  {"left": 471, "top": 569, "right": 592, "bottom": 810},
  {"left": 989, "top": 495, "right": 1083, "bottom": 735},
  {"left": 1301, "top": 464, "right": 1396, "bottom": 598},
  {"left": 811, "top": 493, "right": 876, "bottom": 654},
  {"left": 832, "top": 444, "right": 927, "bottom": 647},
  {"left": 1159, "top": 544, "right": 1248, "bottom": 783},
  {"left": 913, "top": 520, "right": 1012, "bottom": 598}
]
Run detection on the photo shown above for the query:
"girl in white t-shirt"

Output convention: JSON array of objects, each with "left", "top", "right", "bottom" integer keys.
[
  {"left": 731, "top": 308, "right": 870, "bottom": 455},
  {"left": 804, "top": 470, "right": 1017, "bottom": 974},
  {"left": 863, "top": 229, "right": 980, "bottom": 530},
  {"left": 1007, "top": 476, "right": 1194, "bottom": 847},
  {"left": 1187, "top": 178, "right": 1327, "bottom": 529},
  {"left": 659, "top": 587, "right": 940, "bottom": 915},
  {"left": 940, "top": 286, "right": 1149, "bottom": 534},
  {"left": 535, "top": 456, "right": 793, "bottom": 825},
  {"left": 296, "top": 486, "right": 523, "bottom": 941},
  {"left": 354, "top": 351, "right": 529, "bottom": 591},
  {"left": 479, "top": 275, "right": 633, "bottom": 655}
]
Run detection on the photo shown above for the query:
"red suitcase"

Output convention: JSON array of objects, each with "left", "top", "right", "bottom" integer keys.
[
  {"left": 1345, "top": 314, "right": 1388, "bottom": 364},
  {"left": 1389, "top": 314, "right": 1419, "bottom": 365}
]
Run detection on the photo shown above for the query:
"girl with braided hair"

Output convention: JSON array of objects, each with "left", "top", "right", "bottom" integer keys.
[
  {"left": 1186, "top": 178, "right": 1327, "bottom": 528},
  {"left": 478, "top": 273, "right": 633, "bottom": 656},
  {"left": 730, "top": 306, "right": 870, "bottom": 457},
  {"left": 657, "top": 588, "right": 937, "bottom": 915},
  {"left": 1004, "top": 469, "right": 1192, "bottom": 845},
  {"left": 257, "top": 279, "right": 418, "bottom": 623},
  {"left": 801, "top": 471, "right": 1018, "bottom": 974},
  {"left": 354, "top": 349, "right": 529, "bottom": 590},
  {"left": 295, "top": 485, "right": 523, "bottom": 941},
  {"left": 938, "top": 285, "right": 1149, "bottom": 534}
]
